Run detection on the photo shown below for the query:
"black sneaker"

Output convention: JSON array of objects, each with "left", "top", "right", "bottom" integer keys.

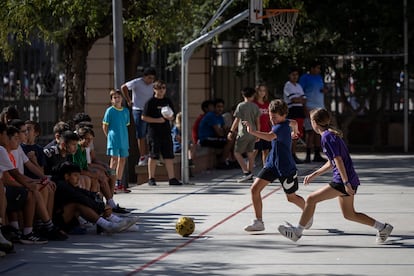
[
  {"left": 112, "top": 204, "right": 130, "bottom": 214},
  {"left": 45, "top": 226, "right": 68, "bottom": 241},
  {"left": 216, "top": 162, "right": 232, "bottom": 170},
  {"left": 169, "top": 178, "right": 182, "bottom": 186},
  {"left": 1, "top": 225, "right": 22, "bottom": 243},
  {"left": 20, "top": 232, "right": 48, "bottom": 245},
  {"left": 96, "top": 225, "right": 104, "bottom": 235},
  {"left": 148, "top": 178, "right": 157, "bottom": 186}
]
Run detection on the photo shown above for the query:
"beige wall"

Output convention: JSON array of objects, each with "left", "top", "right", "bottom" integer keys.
[
  {"left": 187, "top": 45, "right": 211, "bottom": 132},
  {"left": 85, "top": 36, "right": 114, "bottom": 162},
  {"left": 85, "top": 37, "right": 211, "bottom": 166}
]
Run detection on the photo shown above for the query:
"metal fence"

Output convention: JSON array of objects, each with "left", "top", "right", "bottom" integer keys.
[
  {"left": 210, "top": 42, "right": 414, "bottom": 149},
  {"left": 0, "top": 40, "right": 61, "bottom": 143}
]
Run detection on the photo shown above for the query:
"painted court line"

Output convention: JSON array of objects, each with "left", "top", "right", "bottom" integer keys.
[
  {"left": 128, "top": 167, "right": 317, "bottom": 274},
  {"left": 127, "top": 185, "right": 282, "bottom": 275}
]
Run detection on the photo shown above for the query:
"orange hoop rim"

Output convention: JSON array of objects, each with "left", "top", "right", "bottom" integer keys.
[{"left": 256, "top": 9, "right": 299, "bottom": 20}]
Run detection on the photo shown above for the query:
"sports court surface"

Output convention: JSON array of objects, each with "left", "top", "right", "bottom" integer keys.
[{"left": 1, "top": 154, "right": 413, "bottom": 275}]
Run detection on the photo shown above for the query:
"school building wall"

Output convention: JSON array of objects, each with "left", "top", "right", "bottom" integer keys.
[{"left": 85, "top": 36, "right": 211, "bottom": 173}]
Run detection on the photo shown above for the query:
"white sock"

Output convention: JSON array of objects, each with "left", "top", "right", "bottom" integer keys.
[
  {"left": 296, "top": 224, "right": 305, "bottom": 235},
  {"left": 373, "top": 221, "right": 385, "bottom": 231},
  {"left": 96, "top": 217, "right": 112, "bottom": 228},
  {"left": 23, "top": 227, "right": 33, "bottom": 235},
  {"left": 107, "top": 198, "right": 117, "bottom": 208},
  {"left": 107, "top": 214, "right": 122, "bottom": 223}
]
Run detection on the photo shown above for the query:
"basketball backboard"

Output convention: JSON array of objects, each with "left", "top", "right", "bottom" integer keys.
[{"left": 250, "top": 0, "right": 263, "bottom": 24}]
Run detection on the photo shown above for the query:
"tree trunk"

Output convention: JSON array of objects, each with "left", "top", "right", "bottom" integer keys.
[{"left": 61, "top": 35, "right": 95, "bottom": 121}]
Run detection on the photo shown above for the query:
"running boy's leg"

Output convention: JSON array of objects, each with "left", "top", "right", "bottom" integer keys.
[
  {"left": 244, "top": 177, "right": 271, "bottom": 232},
  {"left": 251, "top": 178, "right": 271, "bottom": 220}
]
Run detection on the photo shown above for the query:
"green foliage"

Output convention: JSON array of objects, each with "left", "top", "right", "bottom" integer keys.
[
  {"left": 123, "top": 0, "right": 220, "bottom": 51},
  {"left": 0, "top": 0, "right": 112, "bottom": 60}
]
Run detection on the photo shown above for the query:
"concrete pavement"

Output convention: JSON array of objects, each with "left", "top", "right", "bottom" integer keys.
[{"left": 0, "top": 154, "right": 413, "bottom": 275}]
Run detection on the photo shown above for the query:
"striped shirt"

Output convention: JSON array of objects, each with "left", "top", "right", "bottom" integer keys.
[{"left": 283, "top": 81, "right": 305, "bottom": 108}]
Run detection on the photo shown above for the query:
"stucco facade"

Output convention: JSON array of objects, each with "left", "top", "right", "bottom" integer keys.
[{"left": 85, "top": 36, "right": 211, "bottom": 169}]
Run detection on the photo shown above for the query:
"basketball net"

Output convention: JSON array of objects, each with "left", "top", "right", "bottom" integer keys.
[{"left": 267, "top": 10, "right": 298, "bottom": 37}]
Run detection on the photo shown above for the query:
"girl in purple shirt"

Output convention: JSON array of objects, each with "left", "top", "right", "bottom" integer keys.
[{"left": 278, "top": 108, "right": 393, "bottom": 244}]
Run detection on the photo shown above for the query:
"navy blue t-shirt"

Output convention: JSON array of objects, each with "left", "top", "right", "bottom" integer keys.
[{"left": 264, "top": 119, "right": 296, "bottom": 177}]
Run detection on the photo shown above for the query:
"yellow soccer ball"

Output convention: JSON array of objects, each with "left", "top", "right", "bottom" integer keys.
[{"left": 175, "top": 216, "right": 195, "bottom": 237}]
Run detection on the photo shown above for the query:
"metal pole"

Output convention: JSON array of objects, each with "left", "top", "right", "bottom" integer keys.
[
  {"left": 255, "top": 26, "right": 259, "bottom": 84},
  {"left": 112, "top": 0, "right": 128, "bottom": 186},
  {"left": 403, "top": 0, "right": 409, "bottom": 153},
  {"left": 181, "top": 10, "right": 249, "bottom": 184},
  {"left": 181, "top": 51, "right": 189, "bottom": 184},
  {"left": 113, "top": 0, "right": 125, "bottom": 88}
]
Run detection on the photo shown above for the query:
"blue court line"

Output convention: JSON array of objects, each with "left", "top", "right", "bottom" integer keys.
[{"left": 0, "top": 261, "right": 28, "bottom": 274}]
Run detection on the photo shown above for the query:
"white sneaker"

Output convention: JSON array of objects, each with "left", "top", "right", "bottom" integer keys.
[
  {"left": 104, "top": 220, "right": 130, "bottom": 233},
  {"left": 237, "top": 173, "right": 253, "bottom": 183},
  {"left": 278, "top": 224, "right": 301, "bottom": 242},
  {"left": 125, "top": 224, "right": 140, "bottom": 232},
  {"left": 138, "top": 155, "right": 148, "bottom": 166},
  {"left": 244, "top": 219, "right": 265, "bottom": 232},
  {"left": 120, "top": 216, "right": 140, "bottom": 232},
  {"left": 376, "top": 223, "right": 393, "bottom": 243},
  {"left": 304, "top": 217, "right": 313, "bottom": 230}
]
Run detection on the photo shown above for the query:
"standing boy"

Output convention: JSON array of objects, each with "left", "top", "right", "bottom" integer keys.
[
  {"left": 243, "top": 99, "right": 312, "bottom": 232},
  {"left": 299, "top": 60, "right": 327, "bottom": 163},
  {"left": 102, "top": 89, "right": 131, "bottom": 193},
  {"left": 142, "top": 80, "right": 181, "bottom": 186},
  {"left": 121, "top": 67, "right": 156, "bottom": 166},
  {"left": 284, "top": 67, "right": 307, "bottom": 164},
  {"left": 227, "top": 87, "right": 260, "bottom": 182}
]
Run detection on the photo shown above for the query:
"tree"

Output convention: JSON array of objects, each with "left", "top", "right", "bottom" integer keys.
[
  {"left": 0, "top": 0, "right": 220, "bottom": 120},
  {"left": 0, "top": 0, "right": 113, "bottom": 120},
  {"left": 217, "top": 0, "right": 413, "bottom": 146}
]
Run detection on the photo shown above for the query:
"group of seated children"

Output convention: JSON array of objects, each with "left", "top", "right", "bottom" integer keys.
[{"left": 0, "top": 112, "right": 138, "bottom": 257}]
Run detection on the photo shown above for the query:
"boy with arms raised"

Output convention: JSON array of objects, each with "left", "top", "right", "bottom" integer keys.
[{"left": 243, "top": 99, "right": 312, "bottom": 232}]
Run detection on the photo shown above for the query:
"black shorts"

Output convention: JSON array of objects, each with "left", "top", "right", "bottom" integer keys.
[
  {"left": 5, "top": 186, "right": 28, "bottom": 212},
  {"left": 329, "top": 181, "right": 358, "bottom": 196},
  {"left": 148, "top": 135, "right": 175, "bottom": 159},
  {"left": 254, "top": 139, "right": 272, "bottom": 151},
  {"left": 200, "top": 137, "right": 227, "bottom": 149},
  {"left": 256, "top": 167, "right": 299, "bottom": 194}
]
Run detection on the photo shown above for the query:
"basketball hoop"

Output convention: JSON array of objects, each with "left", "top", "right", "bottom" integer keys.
[{"left": 259, "top": 9, "right": 299, "bottom": 37}]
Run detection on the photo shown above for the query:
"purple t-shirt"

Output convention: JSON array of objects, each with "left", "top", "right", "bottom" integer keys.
[{"left": 321, "top": 130, "right": 360, "bottom": 187}]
